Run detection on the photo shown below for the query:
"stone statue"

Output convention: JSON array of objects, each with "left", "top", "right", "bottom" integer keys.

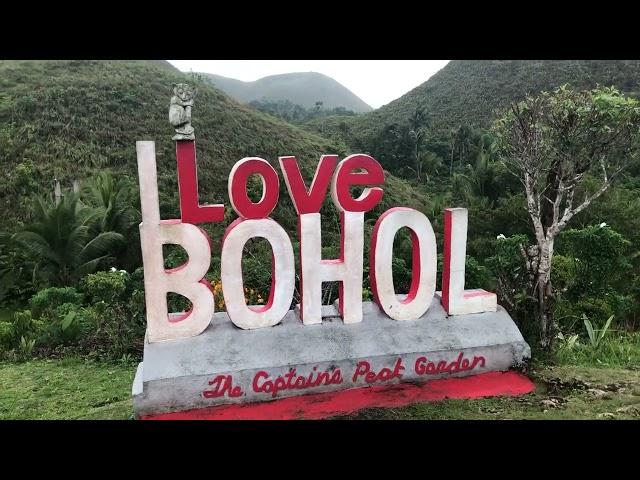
[{"left": 169, "top": 83, "right": 196, "bottom": 140}]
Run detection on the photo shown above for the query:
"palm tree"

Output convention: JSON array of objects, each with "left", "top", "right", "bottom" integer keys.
[
  {"left": 408, "top": 108, "right": 428, "bottom": 180},
  {"left": 85, "top": 172, "right": 139, "bottom": 236},
  {"left": 453, "top": 132, "right": 500, "bottom": 204},
  {"left": 12, "top": 193, "right": 124, "bottom": 286},
  {"left": 84, "top": 172, "right": 141, "bottom": 270}
]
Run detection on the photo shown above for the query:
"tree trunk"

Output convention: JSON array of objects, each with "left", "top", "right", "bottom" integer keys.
[
  {"left": 535, "top": 238, "right": 556, "bottom": 349},
  {"left": 415, "top": 142, "right": 421, "bottom": 180}
]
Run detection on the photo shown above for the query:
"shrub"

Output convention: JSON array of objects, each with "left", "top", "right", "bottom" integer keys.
[
  {"left": 80, "top": 270, "right": 127, "bottom": 304},
  {"left": 463, "top": 255, "right": 493, "bottom": 291},
  {"left": 0, "top": 321, "right": 14, "bottom": 349},
  {"left": 0, "top": 309, "right": 46, "bottom": 356},
  {"left": 30, "top": 287, "right": 82, "bottom": 318},
  {"left": 557, "top": 225, "right": 631, "bottom": 296},
  {"left": 553, "top": 225, "right": 635, "bottom": 334},
  {"left": 550, "top": 255, "right": 577, "bottom": 294},
  {"left": 485, "top": 234, "right": 537, "bottom": 338},
  {"left": 48, "top": 302, "right": 93, "bottom": 344}
]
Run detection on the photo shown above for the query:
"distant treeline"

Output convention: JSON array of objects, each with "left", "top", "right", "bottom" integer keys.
[{"left": 248, "top": 99, "right": 357, "bottom": 124}]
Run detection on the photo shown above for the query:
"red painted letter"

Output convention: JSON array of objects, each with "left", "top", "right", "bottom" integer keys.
[
  {"left": 229, "top": 157, "right": 279, "bottom": 219},
  {"left": 331, "top": 154, "right": 384, "bottom": 212},
  {"left": 279, "top": 155, "right": 338, "bottom": 214},
  {"left": 176, "top": 140, "right": 225, "bottom": 224}
]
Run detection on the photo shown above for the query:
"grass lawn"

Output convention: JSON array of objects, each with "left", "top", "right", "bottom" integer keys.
[
  {"left": 1, "top": 358, "right": 639, "bottom": 420},
  {"left": 0, "top": 358, "right": 135, "bottom": 420}
]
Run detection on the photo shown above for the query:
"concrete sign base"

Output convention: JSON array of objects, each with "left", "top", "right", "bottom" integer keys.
[
  {"left": 139, "top": 371, "right": 535, "bottom": 420},
  {"left": 132, "top": 298, "right": 531, "bottom": 419}
]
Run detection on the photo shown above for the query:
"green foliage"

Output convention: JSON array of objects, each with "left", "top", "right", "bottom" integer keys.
[
  {"left": 452, "top": 132, "right": 510, "bottom": 205},
  {"left": 0, "top": 322, "right": 12, "bottom": 348},
  {"left": 0, "top": 309, "right": 46, "bottom": 357},
  {"left": 549, "top": 255, "right": 577, "bottom": 294},
  {"left": 308, "top": 60, "right": 640, "bottom": 161},
  {"left": 80, "top": 270, "right": 127, "bottom": 304},
  {"left": 11, "top": 193, "right": 124, "bottom": 286},
  {"left": 558, "top": 225, "right": 631, "bottom": 296},
  {"left": 73, "top": 270, "right": 146, "bottom": 360},
  {"left": 30, "top": 287, "right": 82, "bottom": 318},
  {"left": 583, "top": 314, "right": 614, "bottom": 349},
  {"left": 248, "top": 99, "right": 357, "bottom": 125},
  {"left": 13, "top": 159, "right": 39, "bottom": 195},
  {"left": 555, "top": 331, "right": 640, "bottom": 368},
  {"left": 18, "top": 336, "right": 36, "bottom": 359},
  {"left": 555, "top": 313, "right": 638, "bottom": 368},
  {"left": 491, "top": 86, "right": 640, "bottom": 241},
  {"left": 12, "top": 310, "right": 42, "bottom": 343},
  {"left": 84, "top": 172, "right": 141, "bottom": 271},
  {"left": 486, "top": 235, "right": 530, "bottom": 297},
  {"left": 553, "top": 225, "right": 634, "bottom": 331},
  {"left": 418, "top": 151, "right": 444, "bottom": 181},
  {"left": 1, "top": 269, "right": 145, "bottom": 360},
  {"left": 463, "top": 256, "right": 493, "bottom": 291},
  {"left": 47, "top": 302, "right": 91, "bottom": 344},
  {"left": 0, "top": 231, "right": 36, "bottom": 307}
]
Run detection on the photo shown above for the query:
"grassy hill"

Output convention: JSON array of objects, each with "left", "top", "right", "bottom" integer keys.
[
  {"left": 146, "top": 60, "right": 180, "bottom": 73},
  {"left": 0, "top": 60, "right": 424, "bottom": 237},
  {"left": 304, "top": 60, "right": 640, "bottom": 152},
  {"left": 200, "top": 71, "right": 373, "bottom": 113}
]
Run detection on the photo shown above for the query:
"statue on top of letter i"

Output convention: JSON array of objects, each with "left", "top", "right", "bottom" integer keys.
[{"left": 169, "top": 83, "right": 196, "bottom": 140}]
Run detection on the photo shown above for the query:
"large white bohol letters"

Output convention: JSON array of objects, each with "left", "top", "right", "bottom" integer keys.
[
  {"left": 442, "top": 208, "right": 497, "bottom": 315},
  {"left": 136, "top": 141, "right": 215, "bottom": 343},
  {"left": 299, "top": 212, "right": 364, "bottom": 324},
  {"left": 221, "top": 218, "right": 295, "bottom": 329},
  {"left": 370, "top": 208, "right": 437, "bottom": 320}
]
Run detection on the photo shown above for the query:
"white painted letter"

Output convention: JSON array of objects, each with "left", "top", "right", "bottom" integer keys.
[
  {"left": 220, "top": 218, "right": 295, "bottom": 329},
  {"left": 370, "top": 207, "right": 437, "bottom": 320},
  {"left": 298, "top": 212, "right": 364, "bottom": 324},
  {"left": 137, "top": 141, "right": 214, "bottom": 343},
  {"left": 441, "top": 208, "right": 497, "bottom": 315}
]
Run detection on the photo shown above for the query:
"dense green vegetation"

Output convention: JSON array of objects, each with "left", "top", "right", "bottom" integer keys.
[
  {"left": 248, "top": 98, "right": 358, "bottom": 125},
  {"left": 304, "top": 60, "right": 640, "bottom": 157},
  {"left": 200, "top": 71, "right": 372, "bottom": 112}
]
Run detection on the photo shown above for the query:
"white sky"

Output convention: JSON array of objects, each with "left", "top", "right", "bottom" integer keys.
[{"left": 167, "top": 60, "right": 450, "bottom": 109}]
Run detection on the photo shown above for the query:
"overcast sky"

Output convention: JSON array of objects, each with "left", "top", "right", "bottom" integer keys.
[{"left": 167, "top": 60, "right": 450, "bottom": 109}]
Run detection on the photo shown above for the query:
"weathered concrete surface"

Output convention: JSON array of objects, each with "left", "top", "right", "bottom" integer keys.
[{"left": 133, "top": 298, "right": 530, "bottom": 418}]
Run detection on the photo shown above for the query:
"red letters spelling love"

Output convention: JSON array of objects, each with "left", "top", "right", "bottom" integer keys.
[{"left": 177, "top": 142, "right": 384, "bottom": 220}]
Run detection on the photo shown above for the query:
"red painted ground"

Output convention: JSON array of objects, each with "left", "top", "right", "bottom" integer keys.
[{"left": 140, "top": 371, "right": 535, "bottom": 420}]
